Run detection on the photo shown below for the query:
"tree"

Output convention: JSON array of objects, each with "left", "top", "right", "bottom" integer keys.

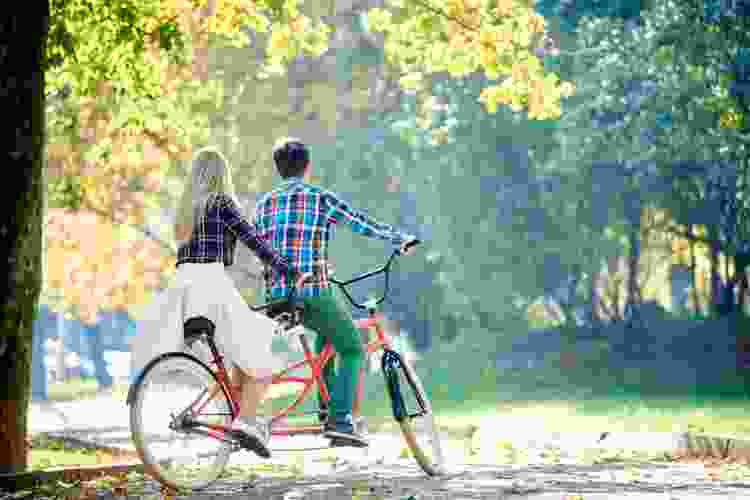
[
  {"left": 44, "top": 210, "right": 174, "bottom": 324},
  {"left": 552, "top": 0, "right": 750, "bottom": 320},
  {"left": 1, "top": 3, "right": 48, "bottom": 475},
  {"left": 1, "top": 0, "right": 330, "bottom": 474},
  {"left": 0, "top": 0, "right": 591, "bottom": 474},
  {"left": 365, "top": 0, "right": 576, "bottom": 119}
]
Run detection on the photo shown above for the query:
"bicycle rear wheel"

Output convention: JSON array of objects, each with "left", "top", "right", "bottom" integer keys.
[
  {"left": 382, "top": 350, "right": 445, "bottom": 475},
  {"left": 129, "top": 352, "right": 234, "bottom": 491}
]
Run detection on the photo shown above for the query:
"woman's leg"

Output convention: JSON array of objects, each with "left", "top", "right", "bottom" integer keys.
[
  {"left": 232, "top": 365, "right": 270, "bottom": 419},
  {"left": 229, "top": 365, "right": 273, "bottom": 457}
]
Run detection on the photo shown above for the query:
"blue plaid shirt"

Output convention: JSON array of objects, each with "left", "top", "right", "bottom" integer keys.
[
  {"left": 176, "top": 192, "right": 290, "bottom": 275},
  {"left": 254, "top": 177, "right": 412, "bottom": 298}
]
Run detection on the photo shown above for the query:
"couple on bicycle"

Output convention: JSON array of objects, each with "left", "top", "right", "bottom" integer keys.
[{"left": 166, "top": 138, "right": 417, "bottom": 458}]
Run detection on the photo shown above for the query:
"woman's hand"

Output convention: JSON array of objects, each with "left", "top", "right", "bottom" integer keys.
[{"left": 294, "top": 272, "right": 314, "bottom": 289}]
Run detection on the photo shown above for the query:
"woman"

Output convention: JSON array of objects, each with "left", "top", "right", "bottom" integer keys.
[{"left": 131, "top": 147, "right": 303, "bottom": 458}]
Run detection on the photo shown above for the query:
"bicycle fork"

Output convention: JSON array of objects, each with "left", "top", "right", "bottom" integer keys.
[{"left": 381, "top": 349, "right": 426, "bottom": 421}]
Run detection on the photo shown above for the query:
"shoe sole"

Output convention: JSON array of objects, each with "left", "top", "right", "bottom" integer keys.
[
  {"left": 324, "top": 430, "right": 368, "bottom": 448},
  {"left": 229, "top": 429, "right": 271, "bottom": 458}
]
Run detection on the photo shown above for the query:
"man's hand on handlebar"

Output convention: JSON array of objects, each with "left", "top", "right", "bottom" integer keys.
[{"left": 399, "top": 238, "right": 421, "bottom": 256}]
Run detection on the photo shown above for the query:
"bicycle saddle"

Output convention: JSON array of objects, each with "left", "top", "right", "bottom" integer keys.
[
  {"left": 260, "top": 300, "right": 294, "bottom": 318},
  {"left": 183, "top": 316, "right": 215, "bottom": 348}
]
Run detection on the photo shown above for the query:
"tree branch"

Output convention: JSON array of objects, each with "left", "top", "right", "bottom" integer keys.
[
  {"left": 404, "top": 0, "right": 530, "bottom": 54},
  {"left": 407, "top": 0, "right": 479, "bottom": 32}
]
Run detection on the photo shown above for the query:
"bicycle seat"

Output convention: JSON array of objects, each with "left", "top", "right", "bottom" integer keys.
[
  {"left": 184, "top": 316, "right": 215, "bottom": 348},
  {"left": 262, "top": 299, "right": 303, "bottom": 320}
]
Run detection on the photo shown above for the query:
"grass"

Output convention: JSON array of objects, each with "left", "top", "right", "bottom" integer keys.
[
  {"left": 29, "top": 448, "right": 101, "bottom": 470},
  {"left": 40, "top": 369, "right": 750, "bottom": 441},
  {"left": 343, "top": 367, "right": 750, "bottom": 439},
  {"left": 43, "top": 377, "right": 128, "bottom": 402},
  {"left": 28, "top": 435, "right": 119, "bottom": 471},
  {"left": 432, "top": 397, "right": 750, "bottom": 438}
]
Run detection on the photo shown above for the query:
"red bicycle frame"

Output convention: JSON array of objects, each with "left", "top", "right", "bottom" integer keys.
[{"left": 185, "top": 311, "right": 394, "bottom": 442}]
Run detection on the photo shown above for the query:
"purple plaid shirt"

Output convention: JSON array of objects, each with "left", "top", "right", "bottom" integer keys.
[{"left": 176, "top": 193, "right": 290, "bottom": 275}]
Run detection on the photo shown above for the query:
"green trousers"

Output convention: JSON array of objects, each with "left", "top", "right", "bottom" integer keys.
[{"left": 299, "top": 288, "right": 363, "bottom": 421}]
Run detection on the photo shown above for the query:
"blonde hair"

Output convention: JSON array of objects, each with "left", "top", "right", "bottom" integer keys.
[{"left": 175, "top": 147, "right": 240, "bottom": 244}]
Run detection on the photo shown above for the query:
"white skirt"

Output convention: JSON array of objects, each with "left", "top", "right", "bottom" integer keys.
[{"left": 129, "top": 262, "right": 278, "bottom": 380}]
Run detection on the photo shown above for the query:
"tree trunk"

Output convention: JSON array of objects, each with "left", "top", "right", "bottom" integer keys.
[
  {"left": 688, "top": 224, "right": 700, "bottom": 314},
  {"left": 56, "top": 313, "right": 65, "bottom": 381},
  {"left": 0, "top": 2, "right": 49, "bottom": 473},
  {"left": 736, "top": 252, "right": 750, "bottom": 313},
  {"left": 708, "top": 228, "right": 725, "bottom": 316},
  {"left": 622, "top": 188, "right": 642, "bottom": 323},
  {"left": 588, "top": 263, "right": 601, "bottom": 325},
  {"left": 86, "top": 321, "right": 113, "bottom": 389},
  {"left": 626, "top": 223, "right": 642, "bottom": 318}
]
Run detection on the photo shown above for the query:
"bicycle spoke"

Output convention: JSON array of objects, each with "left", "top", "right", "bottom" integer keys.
[{"left": 130, "top": 353, "right": 234, "bottom": 491}]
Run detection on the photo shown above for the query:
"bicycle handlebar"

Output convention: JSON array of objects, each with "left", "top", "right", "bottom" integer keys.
[
  {"left": 259, "top": 239, "right": 421, "bottom": 312},
  {"left": 329, "top": 239, "right": 421, "bottom": 311}
]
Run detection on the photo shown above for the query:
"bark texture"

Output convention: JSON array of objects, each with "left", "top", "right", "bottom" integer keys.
[{"left": 0, "top": 2, "right": 49, "bottom": 473}]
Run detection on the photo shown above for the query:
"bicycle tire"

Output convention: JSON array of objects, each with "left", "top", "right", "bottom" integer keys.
[
  {"left": 382, "top": 350, "right": 446, "bottom": 475},
  {"left": 129, "top": 352, "right": 234, "bottom": 491}
]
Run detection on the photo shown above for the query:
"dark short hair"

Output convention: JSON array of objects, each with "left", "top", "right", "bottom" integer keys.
[{"left": 272, "top": 138, "right": 310, "bottom": 178}]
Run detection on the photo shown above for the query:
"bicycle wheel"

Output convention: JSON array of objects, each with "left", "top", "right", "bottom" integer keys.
[
  {"left": 129, "top": 352, "right": 234, "bottom": 491},
  {"left": 382, "top": 350, "right": 446, "bottom": 475}
]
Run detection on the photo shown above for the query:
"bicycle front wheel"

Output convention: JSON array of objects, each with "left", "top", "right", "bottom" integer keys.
[
  {"left": 382, "top": 350, "right": 446, "bottom": 475},
  {"left": 129, "top": 352, "right": 234, "bottom": 491}
]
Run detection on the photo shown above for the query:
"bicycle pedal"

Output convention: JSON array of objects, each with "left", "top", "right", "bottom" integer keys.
[{"left": 328, "top": 436, "right": 369, "bottom": 448}]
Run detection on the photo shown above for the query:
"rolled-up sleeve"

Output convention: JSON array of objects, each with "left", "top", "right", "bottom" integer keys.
[{"left": 323, "top": 191, "right": 410, "bottom": 246}]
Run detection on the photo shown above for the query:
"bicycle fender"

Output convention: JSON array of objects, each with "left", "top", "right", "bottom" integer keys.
[{"left": 381, "top": 349, "right": 407, "bottom": 421}]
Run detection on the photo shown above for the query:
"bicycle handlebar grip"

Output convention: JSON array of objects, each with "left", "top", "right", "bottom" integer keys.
[{"left": 401, "top": 239, "right": 421, "bottom": 254}]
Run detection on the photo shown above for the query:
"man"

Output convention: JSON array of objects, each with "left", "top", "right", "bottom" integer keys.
[{"left": 254, "top": 138, "right": 416, "bottom": 447}]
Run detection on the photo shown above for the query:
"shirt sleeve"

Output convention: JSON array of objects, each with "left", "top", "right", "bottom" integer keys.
[
  {"left": 322, "top": 190, "right": 412, "bottom": 246},
  {"left": 217, "top": 194, "right": 291, "bottom": 275}
]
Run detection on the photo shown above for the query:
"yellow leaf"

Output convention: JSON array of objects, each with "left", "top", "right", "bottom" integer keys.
[
  {"left": 290, "top": 15, "right": 310, "bottom": 32},
  {"left": 399, "top": 72, "right": 423, "bottom": 90},
  {"left": 528, "top": 13, "right": 546, "bottom": 33},
  {"left": 559, "top": 81, "right": 575, "bottom": 98},
  {"left": 496, "top": 0, "right": 514, "bottom": 16},
  {"left": 269, "top": 29, "right": 291, "bottom": 51}
]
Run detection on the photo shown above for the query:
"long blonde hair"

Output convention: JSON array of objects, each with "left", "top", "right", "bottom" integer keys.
[{"left": 175, "top": 147, "right": 240, "bottom": 244}]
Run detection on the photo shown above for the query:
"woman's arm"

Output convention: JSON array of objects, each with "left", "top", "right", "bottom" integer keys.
[
  {"left": 217, "top": 194, "right": 291, "bottom": 275},
  {"left": 174, "top": 223, "right": 191, "bottom": 242}
]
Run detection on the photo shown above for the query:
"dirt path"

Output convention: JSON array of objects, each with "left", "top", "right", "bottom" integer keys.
[{"left": 24, "top": 460, "right": 745, "bottom": 499}]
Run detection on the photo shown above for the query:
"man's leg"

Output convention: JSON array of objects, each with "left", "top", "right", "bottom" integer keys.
[
  {"left": 303, "top": 289, "right": 365, "bottom": 444},
  {"left": 314, "top": 331, "right": 336, "bottom": 421}
]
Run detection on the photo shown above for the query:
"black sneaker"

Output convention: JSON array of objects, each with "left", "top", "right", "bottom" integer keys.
[
  {"left": 323, "top": 415, "right": 368, "bottom": 448},
  {"left": 229, "top": 421, "right": 271, "bottom": 458},
  {"left": 318, "top": 402, "right": 328, "bottom": 424}
]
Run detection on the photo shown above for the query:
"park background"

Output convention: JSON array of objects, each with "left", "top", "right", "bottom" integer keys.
[{"left": 30, "top": 0, "right": 750, "bottom": 458}]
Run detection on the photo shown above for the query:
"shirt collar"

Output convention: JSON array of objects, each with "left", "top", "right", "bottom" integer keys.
[
  {"left": 281, "top": 177, "right": 305, "bottom": 188},
  {"left": 281, "top": 176, "right": 305, "bottom": 186}
]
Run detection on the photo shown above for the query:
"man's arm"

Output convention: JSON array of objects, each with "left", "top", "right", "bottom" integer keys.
[
  {"left": 217, "top": 194, "right": 291, "bottom": 275},
  {"left": 323, "top": 190, "right": 413, "bottom": 246}
]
